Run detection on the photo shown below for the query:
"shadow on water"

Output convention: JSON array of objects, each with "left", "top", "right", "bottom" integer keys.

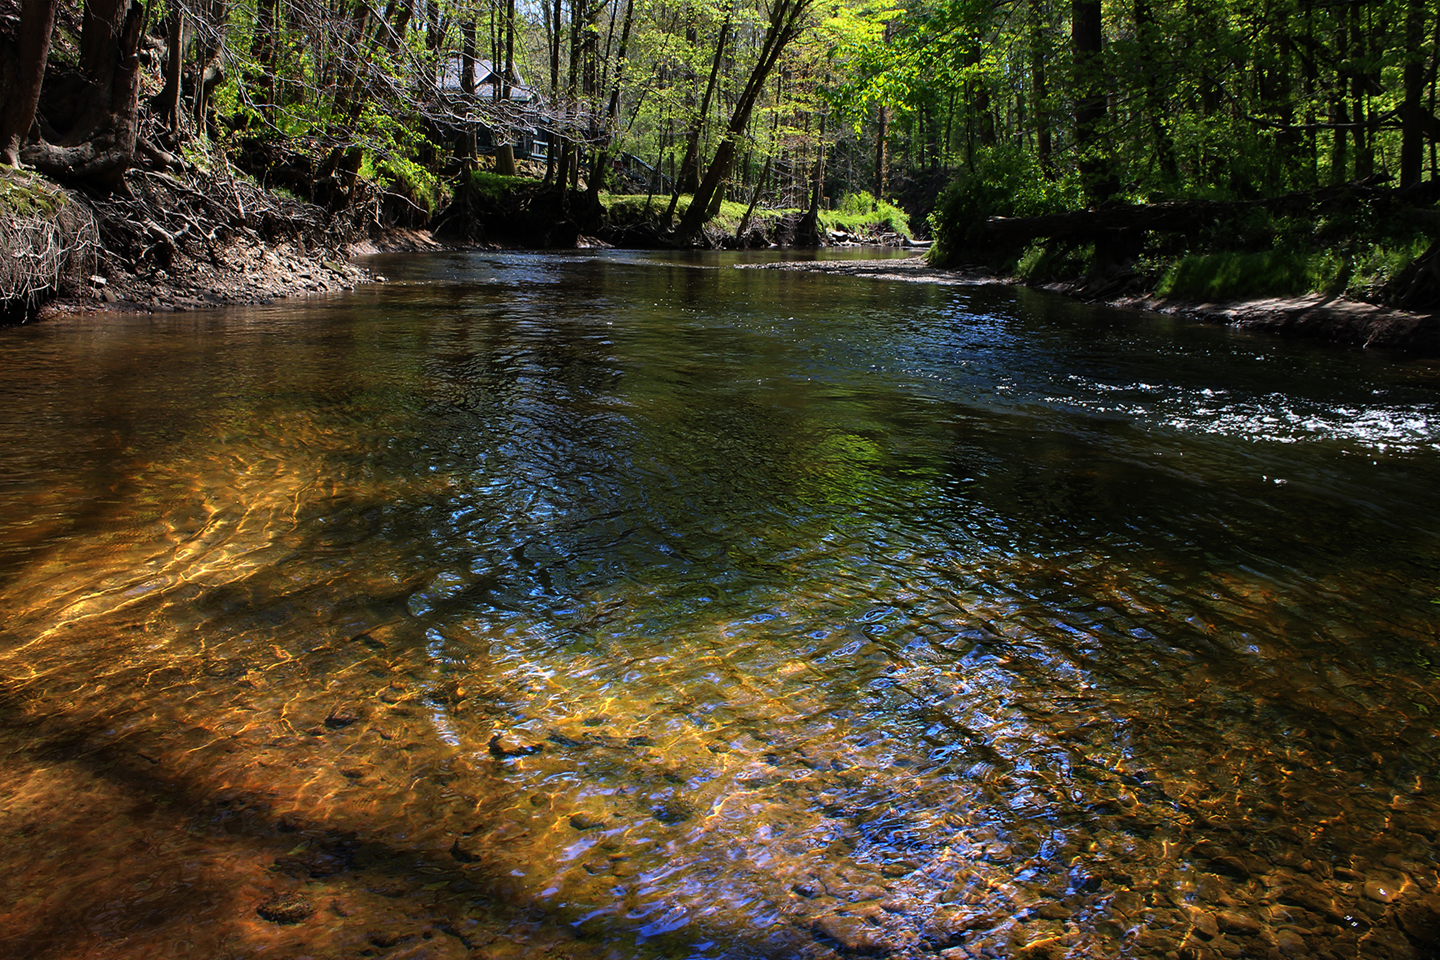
[
  {"left": 2, "top": 250, "right": 1440, "bottom": 958},
  {"left": 0, "top": 671, "right": 786, "bottom": 960}
]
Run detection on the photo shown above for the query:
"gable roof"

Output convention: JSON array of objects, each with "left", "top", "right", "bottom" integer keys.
[{"left": 437, "top": 56, "right": 535, "bottom": 102}]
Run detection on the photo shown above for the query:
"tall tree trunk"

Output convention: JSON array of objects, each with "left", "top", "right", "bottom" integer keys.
[
  {"left": 461, "top": 20, "right": 477, "bottom": 95},
  {"left": 1330, "top": 8, "right": 1350, "bottom": 184},
  {"left": 22, "top": 0, "right": 146, "bottom": 190},
  {"left": 1071, "top": 0, "right": 1113, "bottom": 204},
  {"left": 544, "top": 0, "right": 562, "bottom": 183},
  {"left": 493, "top": 0, "right": 520, "bottom": 177},
  {"left": 589, "top": 0, "right": 636, "bottom": 198},
  {"left": 668, "top": 12, "right": 731, "bottom": 220},
  {"left": 676, "top": 0, "right": 814, "bottom": 240},
  {"left": 1400, "top": 0, "right": 1429, "bottom": 186},
  {"left": 162, "top": 8, "right": 186, "bottom": 136},
  {"left": 875, "top": 104, "right": 889, "bottom": 198},
  {"left": 796, "top": 113, "right": 827, "bottom": 244},
  {"left": 735, "top": 155, "right": 771, "bottom": 240},
  {"left": 250, "top": 0, "right": 276, "bottom": 122},
  {"left": 458, "top": 20, "right": 477, "bottom": 164},
  {"left": 970, "top": 47, "right": 994, "bottom": 147},
  {"left": 191, "top": 0, "right": 228, "bottom": 136},
  {"left": 1349, "top": 1, "right": 1372, "bottom": 180},
  {"left": 1028, "top": 0, "right": 1051, "bottom": 177},
  {"left": 1, "top": 0, "right": 61, "bottom": 166}
]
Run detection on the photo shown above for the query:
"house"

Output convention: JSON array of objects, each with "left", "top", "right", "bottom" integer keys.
[{"left": 436, "top": 56, "right": 542, "bottom": 159}]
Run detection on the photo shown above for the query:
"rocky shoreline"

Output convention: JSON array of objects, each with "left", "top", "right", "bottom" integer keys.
[
  {"left": 742, "top": 257, "right": 1440, "bottom": 356},
  {"left": 38, "top": 226, "right": 447, "bottom": 320}
]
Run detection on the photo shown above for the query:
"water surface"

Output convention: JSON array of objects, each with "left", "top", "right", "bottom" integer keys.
[{"left": 2, "top": 249, "right": 1439, "bottom": 960}]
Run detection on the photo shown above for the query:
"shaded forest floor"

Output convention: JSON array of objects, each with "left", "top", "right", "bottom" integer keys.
[{"left": 743, "top": 257, "right": 1440, "bottom": 355}]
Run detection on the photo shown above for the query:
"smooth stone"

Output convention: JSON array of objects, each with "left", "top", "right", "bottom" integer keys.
[
  {"left": 1364, "top": 880, "right": 1398, "bottom": 903},
  {"left": 1215, "top": 910, "right": 1261, "bottom": 936},
  {"left": 256, "top": 892, "right": 315, "bottom": 924}
]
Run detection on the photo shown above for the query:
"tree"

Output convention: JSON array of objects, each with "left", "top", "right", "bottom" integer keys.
[
  {"left": 676, "top": 0, "right": 818, "bottom": 239},
  {"left": 0, "top": 0, "right": 62, "bottom": 167},
  {"left": 22, "top": 0, "right": 147, "bottom": 190}
]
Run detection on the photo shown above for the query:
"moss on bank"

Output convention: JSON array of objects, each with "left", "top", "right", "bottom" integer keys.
[{"left": 0, "top": 169, "right": 98, "bottom": 323}]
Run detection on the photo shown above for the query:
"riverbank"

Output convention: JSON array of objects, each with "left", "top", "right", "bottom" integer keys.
[
  {"left": 24, "top": 169, "right": 914, "bottom": 320},
  {"left": 742, "top": 257, "right": 1440, "bottom": 355}
]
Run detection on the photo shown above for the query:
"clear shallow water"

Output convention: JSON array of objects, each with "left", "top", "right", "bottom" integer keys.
[{"left": 1, "top": 249, "right": 1439, "bottom": 960}]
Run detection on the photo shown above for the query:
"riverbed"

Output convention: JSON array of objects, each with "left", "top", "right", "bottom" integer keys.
[{"left": 2, "top": 248, "right": 1439, "bottom": 960}]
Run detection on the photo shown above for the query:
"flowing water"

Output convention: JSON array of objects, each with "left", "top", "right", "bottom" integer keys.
[{"left": 2, "top": 249, "right": 1439, "bottom": 960}]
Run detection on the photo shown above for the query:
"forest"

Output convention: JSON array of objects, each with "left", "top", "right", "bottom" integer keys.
[{"left": 0, "top": 0, "right": 1438, "bottom": 314}]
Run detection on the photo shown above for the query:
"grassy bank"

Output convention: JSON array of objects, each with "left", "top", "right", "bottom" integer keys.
[{"left": 600, "top": 189, "right": 912, "bottom": 246}]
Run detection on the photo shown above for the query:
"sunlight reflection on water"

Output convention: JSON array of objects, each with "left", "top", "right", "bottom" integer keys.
[{"left": 0, "top": 250, "right": 1438, "bottom": 960}]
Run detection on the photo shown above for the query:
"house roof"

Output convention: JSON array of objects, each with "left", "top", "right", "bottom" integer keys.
[{"left": 437, "top": 56, "right": 535, "bottom": 102}]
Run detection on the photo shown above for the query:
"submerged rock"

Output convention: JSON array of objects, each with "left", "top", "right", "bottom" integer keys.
[
  {"left": 488, "top": 732, "right": 543, "bottom": 757},
  {"left": 325, "top": 705, "right": 360, "bottom": 728},
  {"left": 256, "top": 892, "right": 315, "bottom": 924},
  {"left": 651, "top": 799, "right": 695, "bottom": 824}
]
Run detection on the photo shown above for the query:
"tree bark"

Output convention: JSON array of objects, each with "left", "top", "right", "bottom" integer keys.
[
  {"left": 162, "top": 7, "right": 188, "bottom": 136},
  {"left": 22, "top": 0, "right": 146, "bottom": 190},
  {"left": 251, "top": 0, "right": 279, "bottom": 120},
  {"left": 589, "top": 0, "right": 636, "bottom": 198},
  {"left": 1400, "top": 0, "right": 1429, "bottom": 186},
  {"left": 667, "top": 13, "right": 731, "bottom": 222},
  {"left": 1071, "top": 0, "right": 1114, "bottom": 203},
  {"left": 1029, "top": 0, "right": 1052, "bottom": 177},
  {"left": 875, "top": 104, "right": 890, "bottom": 197},
  {"left": 190, "top": 0, "right": 228, "bottom": 135},
  {"left": 0, "top": 0, "right": 61, "bottom": 167},
  {"left": 1133, "top": 0, "right": 1177, "bottom": 182}
]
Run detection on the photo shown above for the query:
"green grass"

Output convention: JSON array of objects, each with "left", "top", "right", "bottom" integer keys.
[
  {"left": 1016, "top": 241, "right": 1095, "bottom": 282},
  {"left": 1343, "top": 238, "right": 1429, "bottom": 299},
  {"left": 601, "top": 193, "right": 787, "bottom": 233},
  {"left": 1153, "top": 241, "right": 1430, "bottom": 303},
  {"left": 1155, "top": 250, "right": 1324, "bottom": 301},
  {"left": 818, "top": 192, "right": 912, "bottom": 238},
  {"left": 600, "top": 190, "right": 911, "bottom": 239},
  {"left": 463, "top": 169, "right": 532, "bottom": 198},
  {"left": 0, "top": 170, "right": 66, "bottom": 217}
]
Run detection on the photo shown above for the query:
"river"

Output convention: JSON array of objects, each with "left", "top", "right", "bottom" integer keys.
[{"left": 1, "top": 249, "right": 1438, "bottom": 960}]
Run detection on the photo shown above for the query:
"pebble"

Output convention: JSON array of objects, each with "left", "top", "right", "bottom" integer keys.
[
  {"left": 325, "top": 705, "right": 360, "bottom": 728},
  {"left": 812, "top": 913, "right": 888, "bottom": 955},
  {"left": 488, "top": 732, "right": 543, "bottom": 757},
  {"left": 1215, "top": 910, "right": 1261, "bottom": 936},
  {"left": 1364, "top": 880, "right": 1398, "bottom": 903},
  {"left": 1187, "top": 908, "right": 1219, "bottom": 940},
  {"left": 256, "top": 892, "right": 315, "bottom": 924},
  {"left": 1272, "top": 928, "right": 1307, "bottom": 955}
]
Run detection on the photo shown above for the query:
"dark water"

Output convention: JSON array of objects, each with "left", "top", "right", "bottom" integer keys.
[{"left": 2, "top": 249, "right": 1439, "bottom": 960}]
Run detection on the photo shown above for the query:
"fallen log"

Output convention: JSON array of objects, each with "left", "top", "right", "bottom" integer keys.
[{"left": 979, "top": 177, "right": 1440, "bottom": 244}]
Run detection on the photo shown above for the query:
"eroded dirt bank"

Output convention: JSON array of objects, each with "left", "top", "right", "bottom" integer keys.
[
  {"left": 16, "top": 167, "right": 447, "bottom": 321},
  {"left": 742, "top": 258, "right": 1440, "bottom": 356}
]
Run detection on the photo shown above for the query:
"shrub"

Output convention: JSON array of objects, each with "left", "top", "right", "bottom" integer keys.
[
  {"left": 927, "top": 146, "right": 1077, "bottom": 267},
  {"left": 818, "top": 191, "right": 912, "bottom": 237}
]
